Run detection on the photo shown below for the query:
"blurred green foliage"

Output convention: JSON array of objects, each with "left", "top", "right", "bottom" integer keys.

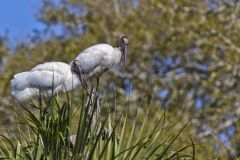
[{"left": 0, "top": 0, "right": 240, "bottom": 159}]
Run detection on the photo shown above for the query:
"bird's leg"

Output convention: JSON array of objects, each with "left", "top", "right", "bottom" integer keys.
[
  {"left": 85, "top": 86, "right": 93, "bottom": 125},
  {"left": 77, "top": 68, "right": 85, "bottom": 89},
  {"left": 96, "top": 76, "right": 100, "bottom": 90},
  {"left": 91, "top": 88, "right": 100, "bottom": 126},
  {"left": 87, "top": 85, "right": 94, "bottom": 106},
  {"left": 94, "top": 67, "right": 109, "bottom": 90},
  {"left": 85, "top": 85, "right": 99, "bottom": 133},
  {"left": 94, "top": 72, "right": 111, "bottom": 140},
  {"left": 83, "top": 76, "right": 100, "bottom": 133},
  {"left": 85, "top": 78, "right": 95, "bottom": 113}
]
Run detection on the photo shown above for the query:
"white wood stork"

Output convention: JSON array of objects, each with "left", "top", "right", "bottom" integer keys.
[
  {"left": 11, "top": 62, "right": 81, "bottom": 102},
  {"left": 11, "top": 36, "right": 129, "bottom": 102},
  {"left": 70, "top": 35, "right": 128, "bottom": 86}
]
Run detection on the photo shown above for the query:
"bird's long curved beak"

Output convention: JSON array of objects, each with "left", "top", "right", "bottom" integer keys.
[
  {"left": 123, "top": 52, "right": 127, "bottom": 67},
  {"left": 122, "top": 45, "right": 128, "bottom": 67}
]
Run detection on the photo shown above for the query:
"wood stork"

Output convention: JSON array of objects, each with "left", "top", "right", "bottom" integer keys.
[
  {"left": 11, "top": 36, "right": 129, "bottom": 102},
  {"left": 11, "top": 62, "right": 81, "bottom": 102},
  {"left": 70, "top": 35, "right": 128, "bottom": 86}
]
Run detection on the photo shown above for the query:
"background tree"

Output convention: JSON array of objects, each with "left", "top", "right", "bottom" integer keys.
[{"left": 0, "top": 0, "right": 240, "bottom": 158}]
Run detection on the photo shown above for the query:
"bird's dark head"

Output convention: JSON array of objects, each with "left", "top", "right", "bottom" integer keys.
[
  {"left": 71, "top": 60, "right": 81, "bottom": 74},
  {"left": 117, "top": 35, "right": 129, "bottom": 47},
  {"left": 120, "top": 35, "right": 129, "bottom": 45},
  {"left": 117, "top": 35, "right": 128, "bottom": 67}
]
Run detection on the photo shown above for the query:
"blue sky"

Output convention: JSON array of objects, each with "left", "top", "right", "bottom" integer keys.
[{"left": 0, "top": 0, "right": 44, "bottom": 42}]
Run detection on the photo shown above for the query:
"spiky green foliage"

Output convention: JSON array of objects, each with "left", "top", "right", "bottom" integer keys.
[{"left": 0, "top": 89, "right": 194, "bottom": 160}]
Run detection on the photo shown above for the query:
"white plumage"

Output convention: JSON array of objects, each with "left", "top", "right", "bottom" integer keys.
[
  {"left": 70, "top": 44, "right": 121, "bottom": 77},
  {"left": 11, "top": 62, "right": 80, "bottom": 102},
  {"left": 11, "top": 36, "right": 128, "bottom": 102}
]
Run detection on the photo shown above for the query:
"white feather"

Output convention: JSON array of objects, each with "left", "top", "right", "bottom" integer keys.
[
  {"left": 11, "top": 62, "right": 80, "bottom": 102},
  {"left": 71, "top": 44, "right": 121, "bottom": 75},
  {"left": 11, "top": 41, "right": 124, "bottom": 102}
]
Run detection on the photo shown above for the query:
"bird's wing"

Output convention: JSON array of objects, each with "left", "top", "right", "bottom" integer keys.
[
  {"left": 11, "top": 62, "right": 80, "bottom": 102},
  {"left": 11, "top": 62, "right": 71, "bottom": 91},
  {"left": 73, "top": 44, "right": 113, "bottom": 74},
  {"left": 31, "top": 62, "right": 70, "bottom": 75}
]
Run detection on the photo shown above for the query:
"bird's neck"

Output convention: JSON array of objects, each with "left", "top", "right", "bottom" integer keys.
[
  {"left": 118, "top": 44, "right": 127, "bottom": 64},
  {"left": 116, "top": 43, "right": 127, "bottom": 54},
  {"left": 120, "top": 46, "right": 125, "bottom": 54}
]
